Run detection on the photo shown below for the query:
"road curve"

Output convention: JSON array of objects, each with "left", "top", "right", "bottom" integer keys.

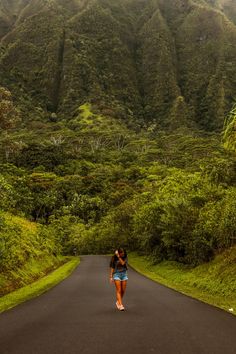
[{"left": 0, "top": 255, "right": 235, "bottom": 354}]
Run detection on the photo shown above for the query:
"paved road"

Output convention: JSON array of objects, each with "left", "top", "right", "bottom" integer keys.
[{"left": 0, "top": 256, "right": 235, "bottom": 354}]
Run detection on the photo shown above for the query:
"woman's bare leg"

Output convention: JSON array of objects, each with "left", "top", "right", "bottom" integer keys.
[
  {"left": 114, "top": 280, "right": 123, "bottom": 305},
  {"left": 121, "top": 280, "right": 127, "bottom": 298}
]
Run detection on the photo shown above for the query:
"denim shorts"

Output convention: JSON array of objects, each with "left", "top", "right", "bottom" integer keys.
[{"left": 113, "top": 270, "right": 128, "bottom": 281}]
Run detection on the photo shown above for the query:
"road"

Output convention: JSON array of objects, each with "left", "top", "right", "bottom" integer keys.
[{"left": 0, "top": 255, "right": 235, "bottom": 354}]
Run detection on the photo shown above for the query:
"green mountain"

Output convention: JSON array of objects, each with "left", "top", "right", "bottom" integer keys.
[{"left": 0, "top": 0, "right": 236, "bottom": 130}]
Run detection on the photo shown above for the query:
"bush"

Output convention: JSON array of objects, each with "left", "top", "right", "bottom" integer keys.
[{"left": 0, "top": 212, "right": 58, "bottom": 272}]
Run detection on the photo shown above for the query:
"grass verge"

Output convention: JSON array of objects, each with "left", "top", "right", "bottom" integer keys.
[
  {"left": 128, "top": 248, "right": 236, "bottom": 315},
  {"left": 0, "top": 256, "right": 80, "bottom": 313}
]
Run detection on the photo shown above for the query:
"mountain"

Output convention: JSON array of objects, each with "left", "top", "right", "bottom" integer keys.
[{"left": 0, "top": 0, "right": 236, "bottom": 131}]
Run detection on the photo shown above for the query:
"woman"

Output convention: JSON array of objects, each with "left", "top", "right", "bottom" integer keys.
[{"left": 110, "top": 248, "right": 128, "bottom": 311}]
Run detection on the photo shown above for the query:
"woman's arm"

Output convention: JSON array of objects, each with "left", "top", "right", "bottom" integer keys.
[
  {"left": 115, "top": 250, "right": 126, "bottom": 266},
  {"left": 110, "top": 267, "right": 114, "bottom": 282}
]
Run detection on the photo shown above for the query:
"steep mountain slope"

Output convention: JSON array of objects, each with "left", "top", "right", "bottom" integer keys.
[
  {"left": 0, "top": 2, "right": 65, "bottom": 116},
  {"left": 60, "top": 0, "right": 142, "bottom": 120},
  {"left": 0, "top": 0, "right": 236, "bottom": 130},
  {"left": 204, "top": 0, "right": 236, "bottom": 24},
  {"left": 0, "top": 0, "right": 26, "bottom": 38},
  {"left": 0, "top": 0, "right": 46, "bottom": 39},
  {"left": 221, "top": 0, "right": 236, "bottom": 24}
]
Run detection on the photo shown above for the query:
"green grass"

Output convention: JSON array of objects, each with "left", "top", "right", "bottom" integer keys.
[
  {"left": 0, "top": 255, "right": 67, "bottom": 295},
  {"left": 0, "top": 257, "right": 80, "bottom": 313},
  {"left": 128, "top": 247, "right": 236, "bottom": 315}
]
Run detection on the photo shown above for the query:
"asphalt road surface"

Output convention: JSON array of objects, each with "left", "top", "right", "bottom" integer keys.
[{"left": 0, "top": 255, "right": 235, "bottom": 354}]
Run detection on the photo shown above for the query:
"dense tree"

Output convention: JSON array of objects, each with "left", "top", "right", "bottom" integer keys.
[
  {"left": 0, "top": 87, "right": 20, "bottom": 130},
  {"left": 223, "top": 105, "right": 236, "bottom": 152}
]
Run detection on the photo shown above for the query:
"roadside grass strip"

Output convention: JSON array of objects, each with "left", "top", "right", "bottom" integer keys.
[
  {"left": 0, "top": 257, "right": 80, "bottom": 313},
  {"left": 128, "top": 251, "right": 236, "bottom": 315}
]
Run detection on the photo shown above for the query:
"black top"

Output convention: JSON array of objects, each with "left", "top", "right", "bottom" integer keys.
[{"left": 110, "top": 256, "right": 128, "bottom": 272}]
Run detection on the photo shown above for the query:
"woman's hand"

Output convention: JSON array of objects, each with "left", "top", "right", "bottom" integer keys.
[
  {"left": 110, "top": 276, "right": 114, "bottom": 284},
  {"left": 115, "top": 250, "right": 119, "bottom": 256}
]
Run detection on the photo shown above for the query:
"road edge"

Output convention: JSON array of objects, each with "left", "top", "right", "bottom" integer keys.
[
  {"left": 128, "top": 254, "right": 235, "bottom": 316},
  {"left": 0, "top": 257, "right": 80, "bottom": 314}
]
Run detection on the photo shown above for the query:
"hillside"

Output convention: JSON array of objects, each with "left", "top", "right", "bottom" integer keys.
[
  {"left": 0, "top": 0, "right": 236, "bottom": 130},
  {"left": 0, "top": 211, "right": 64, "bottom": 296}
]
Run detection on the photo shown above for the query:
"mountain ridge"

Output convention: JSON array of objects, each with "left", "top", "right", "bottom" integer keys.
[{"left": 0, "top": 0, "right": 236, "bottom": 131}]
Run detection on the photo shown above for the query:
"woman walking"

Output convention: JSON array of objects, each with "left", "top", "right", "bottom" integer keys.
[{"left": 110, "top": 248, "right": 128, "bottom": 311}]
